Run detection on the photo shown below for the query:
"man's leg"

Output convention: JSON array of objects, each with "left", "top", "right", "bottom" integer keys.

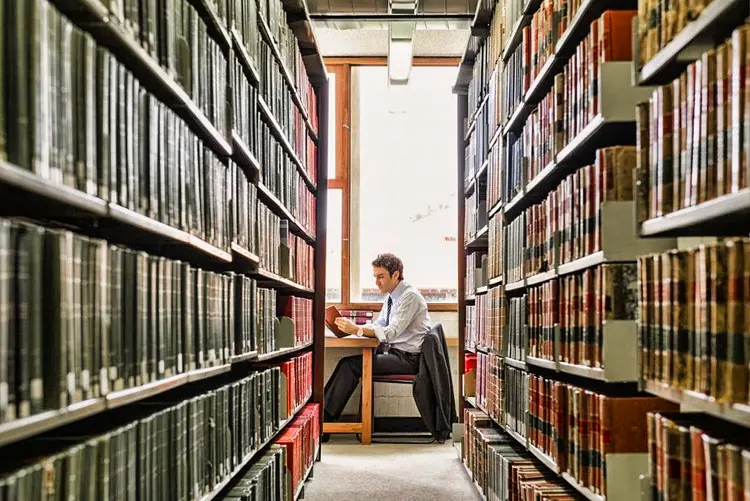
[
  {"left": 372, "top": 348, "right": 420, "bottom": 376},
  {"left": 324, "top": 354, "right": 363, "bottom": 421}
]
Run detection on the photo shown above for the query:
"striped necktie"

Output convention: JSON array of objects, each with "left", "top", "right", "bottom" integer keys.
[{"left": 383, "top": 296, "right": 393, "bottom": 354}]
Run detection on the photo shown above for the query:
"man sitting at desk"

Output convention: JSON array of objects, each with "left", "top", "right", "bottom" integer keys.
[{"left": 324, "top": 253, "right": 432, "bottom": 431}]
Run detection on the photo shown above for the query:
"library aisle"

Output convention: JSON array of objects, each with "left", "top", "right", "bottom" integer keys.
[{"left": 303, "top": 437, "right": 483, "bottom": 501}]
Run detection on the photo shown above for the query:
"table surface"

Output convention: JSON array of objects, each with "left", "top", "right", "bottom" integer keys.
[{"left": 324, "top": 336, "right": 379, "bottom": 348}]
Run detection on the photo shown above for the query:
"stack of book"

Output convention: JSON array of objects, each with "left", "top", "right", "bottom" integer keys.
[
  {"left": 487, "top": 286, "right": 506, "bottom": 353},
  {"left": 488, "top": 216, "right": 503, "bottom": 281},
  {"left": 231, "top": 162, "right": 260, "bottom": 255},
  {"left": 505, "top": 214, "right": 526, "bottom": 283},
  {"left": 507, "top": 296, "right": 528, "bottom": 361},
  {"left": 220, "top": 446, "right": 289, "bottom": 501},
  {"left": 528, "top": 281, "right": 558, "bottom": 361},
  {"left": 278, "top": 352, "right": 314, "bottom": 413},
  {"left": 477, "top": 351, "right": 504, "bottom": 423}
]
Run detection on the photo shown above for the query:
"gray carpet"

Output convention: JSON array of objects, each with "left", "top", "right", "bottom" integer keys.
[{"left": 302, "top": 436, "right": 483, "bottom": 501}]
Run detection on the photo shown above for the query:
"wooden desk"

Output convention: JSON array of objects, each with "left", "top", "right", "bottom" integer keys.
[{"left": 323, "top": 336, "right": 379, "bottom": 445}]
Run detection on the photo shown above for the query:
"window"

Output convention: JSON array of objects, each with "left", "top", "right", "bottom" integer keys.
[
  {"left": 327, "top": 75, "right": 337, "bottom": 179},
  {"left": 349, "top": 65, "right": 458, "bottom": 303},
  {"left": 326, "top": 189, "right": 342, "bottom": 302}
]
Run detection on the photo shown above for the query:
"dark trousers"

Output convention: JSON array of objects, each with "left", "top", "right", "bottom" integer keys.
[{"left": 324, "top": 345, "right": 420, "bottom": 420}]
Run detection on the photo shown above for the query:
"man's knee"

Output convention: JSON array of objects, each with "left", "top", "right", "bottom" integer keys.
[{"left": 339, "top": 355, "right": 362, "bottom": 376}]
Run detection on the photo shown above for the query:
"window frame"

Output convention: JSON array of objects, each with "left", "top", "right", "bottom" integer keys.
[{"left": 325, "top": 57, "right": 460, "bottom": 312}]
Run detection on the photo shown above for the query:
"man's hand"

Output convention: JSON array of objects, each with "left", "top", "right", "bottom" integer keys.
[{"left": 334, "top": 317, "right": 359, "bottom": 335}]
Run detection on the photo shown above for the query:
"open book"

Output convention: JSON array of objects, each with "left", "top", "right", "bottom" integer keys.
[{"left": 325, "top": 305, "right": 350, "bottom": 338}]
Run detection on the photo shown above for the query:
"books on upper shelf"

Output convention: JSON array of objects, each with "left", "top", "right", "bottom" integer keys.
[
  {"left": 0, "top": 217, "right": 295, "bottom": 426},
  {"left": 638, "top": 238, "right": 750, "bottom": 404},
  {"left": 637, "top": 23, "right": 750, "bottom": 222},
  {"left": 231, "top": 162, "right": 260, "bottom": 255},
  {"left": 467, "top": 252, "right": 488, "bottom": 294},
  {"left": 506, "top": 213, "right": 526, "bottom": 284},
  {"left": 278, "top": 296, "right": 313, "bottom": 347},
  {"left": 466, "top": 295, "right": 488, "bottom": 352},
  {"left": 507, "top": 296, "right": 528, "bottom": 361},
  {"left": 488, "top": 216, "right": 503, "bottom": 282}
]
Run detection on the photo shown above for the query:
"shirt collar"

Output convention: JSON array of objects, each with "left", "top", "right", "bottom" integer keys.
[{"left": 389, "top": 280, "right": 407, "bottom": 303}]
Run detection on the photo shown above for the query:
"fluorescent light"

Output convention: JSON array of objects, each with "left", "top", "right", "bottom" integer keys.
[{"left": 388, "top": 39, "right": 413, "bottom": 84}]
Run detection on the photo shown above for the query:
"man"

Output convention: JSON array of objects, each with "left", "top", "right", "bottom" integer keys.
[{"left": 324, "top": 253, "right": 432, "bottom": 430}]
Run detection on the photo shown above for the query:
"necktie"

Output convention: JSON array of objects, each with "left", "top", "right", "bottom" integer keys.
[
  {"left": 383, "top": 296, "right": 393, "bottom": 354},
  {"left": 386, "top": 296, "right": 393, "bottom": 326}
]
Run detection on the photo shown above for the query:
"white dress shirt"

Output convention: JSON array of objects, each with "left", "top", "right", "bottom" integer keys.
[{"left": 367, "top": 280, "right": 431, "bottom": 354}]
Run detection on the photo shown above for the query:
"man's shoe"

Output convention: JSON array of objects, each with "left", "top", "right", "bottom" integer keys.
[{"left": 322, "top": 433, "right": 331, "bottom": 443}]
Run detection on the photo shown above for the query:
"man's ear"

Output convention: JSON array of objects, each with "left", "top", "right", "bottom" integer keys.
[{"left": 392, "top": 271, "right": 400, "bottom": 281}]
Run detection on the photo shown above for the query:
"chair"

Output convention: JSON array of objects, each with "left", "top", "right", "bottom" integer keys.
[{"left": 357, "top": 323, "right": 455, "bottom": 444}]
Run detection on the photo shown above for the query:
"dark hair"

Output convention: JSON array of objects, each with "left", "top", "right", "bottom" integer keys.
[{"left": 371, "top": 253, "right": 404, "bottom": 281}]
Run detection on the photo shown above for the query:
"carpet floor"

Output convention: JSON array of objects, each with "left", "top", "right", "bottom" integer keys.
[{"left": 301, "top": 436, "right": 483, "bottom": 501}]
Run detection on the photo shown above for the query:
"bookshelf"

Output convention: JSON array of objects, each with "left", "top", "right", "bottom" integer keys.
[
  {"left": 455, "top": 0, "right": 750, "bottom": 499},
  {"left": 0, "top": 0, "right": 328, "bottom": 498}
]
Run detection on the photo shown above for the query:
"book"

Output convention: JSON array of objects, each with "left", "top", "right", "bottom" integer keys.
[{"left": 325, "top": 305, "right": 348, "bottom": 338}]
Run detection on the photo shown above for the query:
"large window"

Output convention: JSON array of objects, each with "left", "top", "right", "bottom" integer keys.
[{"left": 326, "top": 61, "right": 458, "bottom": 309}]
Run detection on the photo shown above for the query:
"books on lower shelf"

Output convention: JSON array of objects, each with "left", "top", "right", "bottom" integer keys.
[
  {"left": 637, "top": 23, "right": 750, "bottom": 222},
  {"left": 0, "top": 366, "right": 297, "bottom": 500},
  {"left": 646, "top": 411, "right": 750, "bottom": 501},
  {"left": 526, "top": 374, "right": 679, "bottom": 497},
  {"left": 275, "top": 403, "right": 320, "bottom": 496},
  {"left": 477, "top": 351, "right": 504, "bottom": 424},
  {"left": 504, "top": 366, "right": 529, "bottom": 438},
  {"left": 467, "top": 294, "right": 488, "bottom": 352},
  {"left": 638, "top": 238, "right": 750, "bottom": 404},
  {"left": 464, "top": 407, "right": 581, "bottom": 500},
  {"left": 221, "top": 445, "right": 289, "bottom": 501}
]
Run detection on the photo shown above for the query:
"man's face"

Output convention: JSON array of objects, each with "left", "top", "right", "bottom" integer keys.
[{"left": 373, "top": 266, "right": 399, "bottom": 294}]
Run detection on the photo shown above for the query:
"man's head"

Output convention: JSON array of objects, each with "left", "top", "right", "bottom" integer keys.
[{"left": 371, "top": 253, "right": 404, "bottom": 294}]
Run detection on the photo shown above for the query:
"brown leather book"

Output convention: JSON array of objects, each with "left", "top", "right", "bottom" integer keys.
[{"left": 325, "top": 305, "right": 348, "bottom": 338}]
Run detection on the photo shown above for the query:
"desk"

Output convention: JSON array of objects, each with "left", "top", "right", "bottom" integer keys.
[{"left": 323, "top": 336, "right": 379, "bottom": 445}]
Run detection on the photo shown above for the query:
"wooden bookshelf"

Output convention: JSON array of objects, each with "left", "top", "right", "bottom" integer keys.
[{"left": 0, "top": 0, "right": 328, "bottom": 496}]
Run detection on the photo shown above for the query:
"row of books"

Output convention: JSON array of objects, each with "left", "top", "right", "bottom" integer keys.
[
  {"left": 275, "top": 352, "right": 313, "bottom": 414},
  {"left": 504, "top": 11, "right": 637, "bottom": 182},
  {"left": 275, "top": 404, "right": 320, "bottom": 496},
  {"left": 258, "top": 38, "right": 315, "bottom": 176},
  {"left": 525, "top": 374, "right": 678, "bottom": 497},
  {"left": 636, "top": 0, "right": 717, "bottom": 69},
  {"left": 466, "top": 252, "right": 488, "bottom": 294},
  {"left": 471, "top": 287, "right": 506, "bottom": 353},
  {"left": 505, "top": 214, "right": 526, "bottom": 283},
  {"left": 0, "top": 218, "right": 312, "bottom": 426},
  {"left": 502, "top": 44, "right": 525, "bottom": 126},
  {"left": 647, "top": 411, "right": 750, "bottom": 501},
  {"left": 258, "top": 118, "right": 317, "bottom": 234},
  {"left": 279, "top": 297, "right": 314, "bottom": 347},
  {"left": 466, "top": 295, "right": 488, "bottom": 353},
  {"left": 486, "top": 124, "right": 503, "bottom": 210},
  {"left": 638, "top": 238, "right": 750, "bottom": 404},
  {"left": 469, "top": 40, "right": 492, "bottom": 121},
  {"left": 220, "top": 402, "right": 319, "bottom": 501},
  {"left": 504, "top": 366, "right": 530, "bottom": 438},
  {"left": 502, "top": 132, "right": 525, "bottom": 205},
  {"left": 464, "top": 408, "right": 581, "bottom": 501},
  {"left": 507, "top": 296, "right": 528, "bottom": 361},
  {"left": 528, "top": 263, "right": 639, "bottom": 367},
  {"left": 639, "top": 23, "right": 750, "bottom": 222},
  {"left": 232, "top": 56, "right": 262, "bottom": 158},
  {"left": 503, "top": 0, "right": 526, "bottom": 49},
  {"left": 465, "top": 190, "right": 488, "bottom": 242},
  {"left": 0, "top": 367, "right": 294, "bottom": 500},
  {"left": 476, "top": 351, "right": 504, "bottom": 424},
  {"left": 3, "top": 4, "right": 233, "bottom": 252},
  {"left": 488, "top": 216, "right": 503, "bottom": 281},
  {"left": 220, "top": 445, "right": 288, "bottom": 501},
  {"left": 85, "top": 0, "right": 228, "bottom": 132},
  {"left": 232, "top": 162, "right": 260, "bottom": 255},
  {"left": 524, "top": 147, "right": 638, "bottom": 274}
]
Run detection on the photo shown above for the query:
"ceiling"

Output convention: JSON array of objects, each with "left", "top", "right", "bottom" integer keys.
[{"left": 308, "top": 0, "right": 473, "bottom": 58}]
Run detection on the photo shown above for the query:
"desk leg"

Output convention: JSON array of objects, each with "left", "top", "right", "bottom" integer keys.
[{"left": 361, "top": 348, "right": 373, "bottom": 445}]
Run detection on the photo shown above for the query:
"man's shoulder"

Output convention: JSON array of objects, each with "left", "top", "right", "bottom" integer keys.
[{"left": 401, "top": 282, "right": 428, "bottom": 303}]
